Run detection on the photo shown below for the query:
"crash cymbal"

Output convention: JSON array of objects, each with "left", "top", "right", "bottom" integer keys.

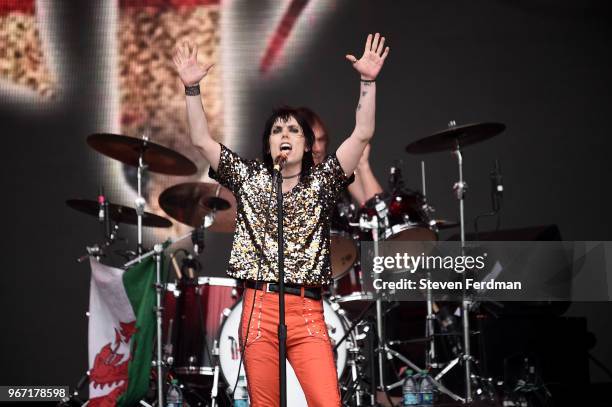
[
  {"left": 87, "top": 133, "right": 197, "bottom": 176},
  {"left": 158, "top": 182, "right": 236, "bottom": 233},
  {"left": 66, "top": 199, "right": 172, "bottom": 228},
  {"left": 406, "top": 122, "right": 505, "bottom": 154}
]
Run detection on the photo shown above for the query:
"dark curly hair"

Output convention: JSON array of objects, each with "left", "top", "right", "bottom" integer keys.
[{"left": 261, "top": 106, "right": 315, "bottom": 180}]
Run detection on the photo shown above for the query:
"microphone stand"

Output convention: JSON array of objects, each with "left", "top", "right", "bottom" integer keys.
[{"left": 273, "top": 165, "right": 287, "bottom": 407}]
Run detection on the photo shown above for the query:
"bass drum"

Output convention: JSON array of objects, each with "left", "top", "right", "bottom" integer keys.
[{"left": 218, "top": 298, "right": 349, "bottom": 405}]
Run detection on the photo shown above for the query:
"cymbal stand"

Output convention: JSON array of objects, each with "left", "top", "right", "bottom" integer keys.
[
  {"left": 420, "top": 160, "right": 438, "bottom": 369},
  {"left": 135, "top": 134, "right": 149, "bottom": 257},
  {"left": 452, "top": 134, "right": 473, "bottom": 403}
]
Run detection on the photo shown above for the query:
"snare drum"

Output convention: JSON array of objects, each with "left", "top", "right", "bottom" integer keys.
[{"left": 163, "top": 277, "right": 242, "bottom": 380}]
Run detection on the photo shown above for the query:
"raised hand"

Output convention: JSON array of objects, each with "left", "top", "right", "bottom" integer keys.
[
  {"left": 345, "top": 33, "right": 390, "bottom": 81},
  {"left": 172, "top": 42, "right": 214, "bottom": 87}
]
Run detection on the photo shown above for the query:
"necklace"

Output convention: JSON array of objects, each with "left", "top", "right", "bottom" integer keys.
[{"left": 282, "top": 172, "right": 301, "bottom": 180}]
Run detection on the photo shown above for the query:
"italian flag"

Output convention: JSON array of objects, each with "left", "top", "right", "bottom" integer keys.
[{"left": 88, "top": 257, "right": 161, "bottom": 407}]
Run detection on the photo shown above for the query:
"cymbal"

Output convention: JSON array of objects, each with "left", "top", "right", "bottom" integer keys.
[
  {"left": 158, "top": 182, "right": 236, "bottom": 233},
  {"left": 406, "top": 122, "right": 505, "bottom": 154},
  {"left": 87, "top": 133, "right": 197, "bottom": 176},
  {"left": 66, "top": 199, "right": 172, "bottom": 228}
]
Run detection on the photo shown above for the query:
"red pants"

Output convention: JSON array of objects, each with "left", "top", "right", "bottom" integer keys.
[{"left": 239, "top": 287, "right": 341, "bottom": 407}]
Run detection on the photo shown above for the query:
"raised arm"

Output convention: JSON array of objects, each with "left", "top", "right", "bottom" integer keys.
[
  {"left": 348, "top": 144, "right": 384, "bottom": 206},
  {"left": 336, "top": 33, "right": 390, "bottom": 176},
  {"left": 173, "top": 42, "right": 221, "bottom": 171}
]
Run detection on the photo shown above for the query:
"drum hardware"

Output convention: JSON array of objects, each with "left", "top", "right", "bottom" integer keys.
[
  {"left": 332, "top": 303, "right": 377, "bottom": 406},
  {"left": 420, "top": 160, "right": 439, "bottom": 372},
  {"left": 406, "top": 120, "right": 505, "bottom": 402},
  {"left": 76, "top": 244, "right": 105, "bottom": 263}
]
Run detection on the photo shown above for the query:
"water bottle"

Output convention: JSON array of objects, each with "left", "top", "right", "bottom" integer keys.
[
  {"left": 233, "top": 375, "right": 249, "bottom": 407},
  {"left": 166, "top": 379, "right": 183, "bottom": 407},
  {"left": 419, "top": 372, "right": 434, "bottom": 406},
  {"left": 402, "top": 370, "right": 419, "bottom": 406}
]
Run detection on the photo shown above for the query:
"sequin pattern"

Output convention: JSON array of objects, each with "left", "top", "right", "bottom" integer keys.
[{"left": 210, "top": 144, "right": 351, "bottom": 285}]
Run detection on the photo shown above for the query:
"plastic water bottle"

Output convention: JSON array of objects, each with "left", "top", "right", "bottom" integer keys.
[
  {"left": 166, "top": 379, "right": 183, "bottom": 407},
  {"left": 419, "top": 372, "right": 434, "bottom": 406},
  {"left": 402, "top": 370, "right": 419, "bottom": 406},
  {"left": 233, "top": 375, "right": 249, "bottom": 407}
]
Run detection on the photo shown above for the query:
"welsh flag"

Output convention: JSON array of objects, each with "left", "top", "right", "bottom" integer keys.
[{"left": 88, "top": 257, "right": 162, "bottom": 407}]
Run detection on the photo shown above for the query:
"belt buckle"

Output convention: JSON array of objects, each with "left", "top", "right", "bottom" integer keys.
[{"left": 264, "top": 283, "right": 272, "bottom": 293}]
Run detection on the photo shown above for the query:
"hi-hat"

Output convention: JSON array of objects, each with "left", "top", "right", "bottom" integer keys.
[
  {"left": 406, "top": 122, "right": 505, "bottom": 154},
  {"left": 66, "top": 199, "right": 172, "bottom": 228},
  {"left": 158, "top": 182, "right": 236, "bottom": 233},
  {"left": 87, "top": 133, "right": 197, "bottom": 175}
]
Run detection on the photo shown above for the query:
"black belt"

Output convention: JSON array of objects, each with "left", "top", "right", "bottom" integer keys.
[{"left": 243, "top": 280, "right": 322, "bottom": 301}]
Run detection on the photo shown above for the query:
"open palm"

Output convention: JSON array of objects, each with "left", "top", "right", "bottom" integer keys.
[
  {"left": 172, "top": 42, "right": 214, "bottom": 86},
  {"left": 346, "top": 33, "right": 390, "bottom": 81}
]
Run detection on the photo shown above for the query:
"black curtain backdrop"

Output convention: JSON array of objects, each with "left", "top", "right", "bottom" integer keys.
[{"left": 1, "top": 0, "right": 611, "bottom": 388}]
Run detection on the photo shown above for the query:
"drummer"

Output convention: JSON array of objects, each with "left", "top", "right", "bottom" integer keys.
[{"left": 298, "top": 107, "right": 383, "bottom": 207}]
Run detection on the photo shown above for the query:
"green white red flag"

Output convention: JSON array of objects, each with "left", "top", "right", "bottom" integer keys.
[{"left": 88, "top": 257, "right": 158, "bottom": 407}]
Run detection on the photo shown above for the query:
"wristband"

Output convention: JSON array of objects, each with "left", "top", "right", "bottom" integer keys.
[
  {"left": 185, "top": 84, "right": 200, "bottom": 96},
  {"left": 360, "top": 78, "right": 375, "bottom": 83}
]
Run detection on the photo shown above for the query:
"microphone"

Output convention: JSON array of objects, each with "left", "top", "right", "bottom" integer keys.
[
  {"left": 490, "top": 159, "right": 503, "bottom": 212},
  {"left": 273, "top": 153, "right": 288, "bottom": 172}
]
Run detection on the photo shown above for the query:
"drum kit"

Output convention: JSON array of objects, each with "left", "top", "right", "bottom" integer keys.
[{"left": 68, "top": 120, "right": 504, "bottom": 406}]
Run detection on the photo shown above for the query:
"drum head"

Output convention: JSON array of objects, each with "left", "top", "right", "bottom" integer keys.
[
  {"left": 330, "top": 231, "right": 358, "bottom": 279},
  {"left": 218, "top": 299, "right": 348, "bottom": 406}
]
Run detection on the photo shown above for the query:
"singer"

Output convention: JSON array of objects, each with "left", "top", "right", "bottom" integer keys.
[{"left": 173, "top": 33, "right": 390, "bottom": 406}]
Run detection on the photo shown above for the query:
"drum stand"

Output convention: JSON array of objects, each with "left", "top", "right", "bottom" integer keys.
[
  {"left": 125, "top": 231, "right": 193, "bottom": 407},
  {"left": 453, "top": 140, "right": 474, "bottom": 403},
  {"left": 420, "top": 139, "right": 477, "bottom": 403},
  {"left": 420, "top": 160, "right": 439, "bottom": 370},
  {"left": 361, "top": 216, "right": 464, "bottom": 403}
]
